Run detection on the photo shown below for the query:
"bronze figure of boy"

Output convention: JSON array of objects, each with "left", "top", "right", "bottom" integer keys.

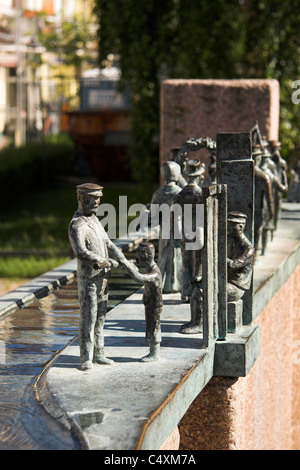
[{"left": 125, "top": 242, "right": 163, "bottom": 362}]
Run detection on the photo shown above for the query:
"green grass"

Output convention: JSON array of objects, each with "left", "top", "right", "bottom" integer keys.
[
  {"left": 0, "top": 188, "right": 76, "bottom": 255},
  {"left": 0, "top": 256, "right": 69, "bottom": 279},
  {"left": 0, "top": 184, "right": 156, "bottom": 278}
]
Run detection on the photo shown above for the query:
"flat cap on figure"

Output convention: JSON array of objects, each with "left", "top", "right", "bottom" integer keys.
[{"left": 76, "top": 183, "right": 103, "bottom": 197}]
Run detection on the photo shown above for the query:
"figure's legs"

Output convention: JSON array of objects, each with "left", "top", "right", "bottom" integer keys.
[
  {"left": 261, "top": 227, "right": 268, "bottom": 255},
  {"left": 227, "top": 283, "right": 245, "bottom": 302},
  {"left": 93, "top": 279, "right": 114, "bottom": 365},
  {"left": 78, "top": 280, "right": 98, "bottom": 370},
  {"left": 274, "top": 193, "right": 280, "bottom": 230},
  {"left": 181, "top": 246, "right": 193, "bottom": 301},
  {"left": 159, "top": 239, "right": 182, "bottom": 294},
  {"left": 254, "top": 222, "right": 261, "bottom": 251},
  {"left": 254, "top": 220, "right": 263, "bottom": 259},
  {"left": 141, "top": 306, "right": 161, "bottom": 362},
  {"left": 180, "top": 284, "right": 203, "bottom": 334},
  {"left": 194, "top": 249, "right": 202, "bottom": 279}
]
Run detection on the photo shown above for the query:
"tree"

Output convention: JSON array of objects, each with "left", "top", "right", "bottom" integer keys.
[
  {"left": 94, "top": 0, "right": 178, "bottom": 183},
  {"left": 239, "top": 0, "right": 300, "bottom": 160},
  {"left": 38, "top": 15, "right": 94, "bottom": 68},
  {"left": 94, "top": 0, "right": 300, "bottom": 183}
]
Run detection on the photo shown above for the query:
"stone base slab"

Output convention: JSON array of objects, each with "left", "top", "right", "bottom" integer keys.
[{"left": 214, "top": 325, "right": 260, "bottom": 377}]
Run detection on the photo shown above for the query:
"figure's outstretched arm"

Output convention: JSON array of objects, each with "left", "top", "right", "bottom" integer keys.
[
  {"left": 121, "top": 257, "right": 158, "bottom": 284},
  {"left": 106, "top": 239, "right": 130, "bottom": 265}
]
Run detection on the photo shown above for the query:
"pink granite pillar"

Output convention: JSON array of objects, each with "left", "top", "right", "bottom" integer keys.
[{"left": 160, "top": 79, "right": 280, "bottom": 165}]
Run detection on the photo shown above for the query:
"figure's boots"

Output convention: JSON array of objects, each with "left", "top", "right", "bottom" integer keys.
[
  {"left": 140, "top": 343, "right": 160, "bottom": 362},
  {"left": 80, "top": 360, "right": 93, "bottom": 371},
  {"left": 93, "top": 348, "right": 114, "bottom": 365}
]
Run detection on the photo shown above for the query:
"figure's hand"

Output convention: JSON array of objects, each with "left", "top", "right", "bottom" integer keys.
[
  {"left": 108, "top": 259, "right": 119, "bottom": 268},
  {"left": 191, "top": 276, "right": 202, "bottom": 284},
  {"left": 93, "top": 259, "right": 119, "bottom": 270},
  {"left": 93, "top": 261, "right": 110, "bottom": 270}
]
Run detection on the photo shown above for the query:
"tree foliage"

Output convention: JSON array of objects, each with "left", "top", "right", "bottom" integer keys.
[
  {"left": 94, "top": 0, "right": 300, "bottom": 182},
  {"left": 38, "top": 16, "right": 93, "bottom": 67}
]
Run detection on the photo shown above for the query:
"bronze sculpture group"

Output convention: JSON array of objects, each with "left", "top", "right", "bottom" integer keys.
[{"left": 69, "top": 124, "right": 289, "bottom": 370}]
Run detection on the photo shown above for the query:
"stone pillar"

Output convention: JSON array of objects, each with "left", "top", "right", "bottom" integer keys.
[
  {"left": 160, "top": 79, "right": 279, "bottom": 166},
  {"left": 216, "top": 132, "right": 255, "bottom": 325}
]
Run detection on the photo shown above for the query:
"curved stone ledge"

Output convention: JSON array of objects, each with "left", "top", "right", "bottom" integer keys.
[
  {"left": 0, "top": 259, "right": 77, "bottom": 318},
  {"left": 38, "top": 289, "right": 213, "bottom": 450}
]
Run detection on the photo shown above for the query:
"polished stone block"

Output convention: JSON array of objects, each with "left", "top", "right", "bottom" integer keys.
[{"left": 213, "top": 325, "right": 260, "bottom": 377}]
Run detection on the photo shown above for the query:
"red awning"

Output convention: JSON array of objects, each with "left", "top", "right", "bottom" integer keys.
[{"left": 0, "top": 54, "right": 17, "bottom": 67}]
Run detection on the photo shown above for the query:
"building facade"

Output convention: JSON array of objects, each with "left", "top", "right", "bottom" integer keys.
[{"left": 0, "top": 0, "right": 98, "bottom": 147}]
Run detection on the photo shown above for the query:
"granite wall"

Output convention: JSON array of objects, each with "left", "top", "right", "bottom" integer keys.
[{"left": 160, "top": 79, "right": 280, "bottom": 166}]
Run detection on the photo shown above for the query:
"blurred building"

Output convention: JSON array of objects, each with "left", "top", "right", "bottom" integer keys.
[
  {"left": 66, "top": 65, "right": 132, "bottom": 181},
  {"left": 0, "top": 0, "right": 98, "bottom": 147}
]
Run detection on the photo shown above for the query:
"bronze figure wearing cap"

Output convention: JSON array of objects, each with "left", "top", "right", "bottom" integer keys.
[
  {"left": 68, "top": 183, "right": 131, "bottom": 370},
  {"left": 227, "top": 211, "right": 255, "bottom": 301},
  {"left": 180, "top": 211, "right": 255, "bottom": 335}
]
